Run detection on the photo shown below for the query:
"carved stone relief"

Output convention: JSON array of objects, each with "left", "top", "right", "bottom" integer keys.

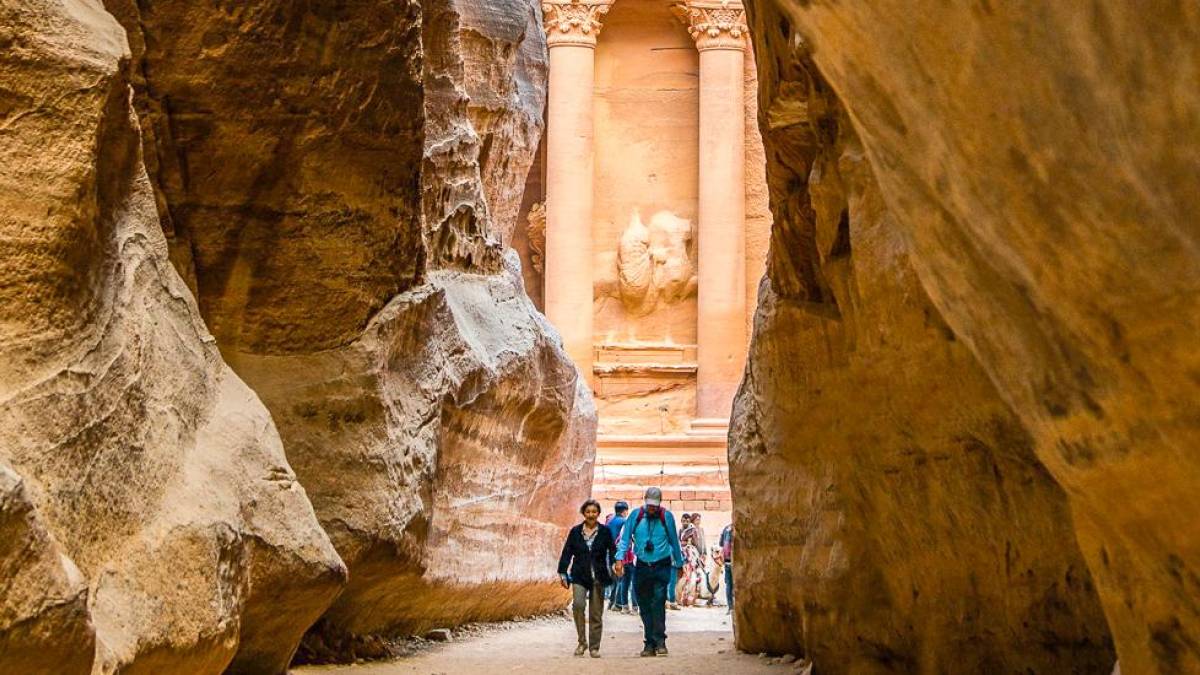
[
  {"left": 526, "top": 201, "right": 547, "bottom": 275},
  {"left": 616, "top": 209, "right": 697, "bottom": 315}
]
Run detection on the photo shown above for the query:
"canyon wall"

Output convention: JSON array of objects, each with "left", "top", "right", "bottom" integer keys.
[
  {"left": 107, "top": 0, "right": 594, "bottom": 661},
  {"left": 1, "top": 0, "right": 592, "bottom": 671},
  {"left": 735, "top": 1, "right": 1199, "bottom": 673},
  {"left": 729, "top": 13, "right": 1114, "bottom": 671},
  {"left": 0, "top": 2, "right": 345, "bottom": 672}
]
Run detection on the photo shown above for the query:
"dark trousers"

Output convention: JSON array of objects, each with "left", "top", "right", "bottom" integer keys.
[
  {"left": 619, "top": 565, "right": 637, "bottom": 608},
  {"left": 725, "top": 562, "right": 734, "bottom": 608},
  {"left": 634, "top": 559, "right": 672, "bottom": 649}
]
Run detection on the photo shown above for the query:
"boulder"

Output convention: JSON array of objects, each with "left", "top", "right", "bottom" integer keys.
[
  {"left": 739, "top": 0, "right": 1200, "bottom": 672},
  {"left": 0, "top": 2, "right": 346, "bottom": 673}
]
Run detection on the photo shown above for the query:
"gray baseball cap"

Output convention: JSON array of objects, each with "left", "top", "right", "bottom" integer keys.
[{"left": 644, "top": 487, "right": 663, "bottom": 506}]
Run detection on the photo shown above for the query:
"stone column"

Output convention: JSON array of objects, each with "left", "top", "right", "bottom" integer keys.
[
  {"left": 681, "top": 1, "right": 749, "bottom": 427},
  {"left": 542, "top": 0, "right": 610, "bottom": 387}
]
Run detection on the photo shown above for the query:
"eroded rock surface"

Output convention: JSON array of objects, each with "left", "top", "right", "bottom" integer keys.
[
  {"left": 737, "top": 1, "right": 1199, "bottom": 672},
  {"left": 729, "top": 24, "right": 1114, "bottom": 671},
  {"left": 106, "top": 0, "right": 593, "bottom": 661},
  {"left": 456, "top": 0, "right": 547, "bottom": 245},
  {"left": 2, "top": 0, "right": 587, "bottom": 670},
  {"left": 0, "top": 466, "right": 92, "bottom": 675},
  {"left": 0, "top": 2, "right": 346, "bottom": 672}
]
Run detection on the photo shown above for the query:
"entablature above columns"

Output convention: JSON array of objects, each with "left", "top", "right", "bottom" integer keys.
[{"left": 542, "top": 0, "right": 614, "bottom": 48}]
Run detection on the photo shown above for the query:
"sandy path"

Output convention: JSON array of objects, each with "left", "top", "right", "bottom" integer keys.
[{"left": 296, "top": 606, "right": 788, "bottom": 674}]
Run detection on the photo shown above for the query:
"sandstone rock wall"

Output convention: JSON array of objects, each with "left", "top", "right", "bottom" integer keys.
[
  {"left": 0, "top": 2, "right": 345, "bottom": 672},
  {"left": 456, "top": 0, "right": 548, "bottom": 246},
  {"left": 737, "top": 1, "right": 1200, "bottom": 672},
  {"left": 2, "top": 0, "right": 591, "bottom": 671},
  {"left": 0, "top": 465, "right": 93, "bottom": 675},
  {"left": 729, "top": 20, "right": 1114, "bottom": 670},
  {"left": 105, "top": 0, "right": 593, "bottom": 662}
]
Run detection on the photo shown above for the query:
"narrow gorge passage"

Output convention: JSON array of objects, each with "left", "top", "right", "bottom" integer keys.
[
  {"left": 1, "top": 0, "right": 1197, "bottom": 674},
  {"left": 298, "top": 609, "right": 777, "bottom": 675}
]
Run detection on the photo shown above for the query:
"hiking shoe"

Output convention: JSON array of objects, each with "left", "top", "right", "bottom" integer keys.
[
  {"left": 640, "top": 647, "right": 656, "bottom": 657},
  {"left": 655, "top": 646, "right": 669, "bottom": 656},
  {"left": 574, "top": 644, "right": 587, "bottom": 656},
  {"left": 590, "top": 648, "right": 600, "bottom": 658}
]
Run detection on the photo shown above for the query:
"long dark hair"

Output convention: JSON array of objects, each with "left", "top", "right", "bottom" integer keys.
[{"left": 579, "top": 499, "right": 602, "bottom": 515}]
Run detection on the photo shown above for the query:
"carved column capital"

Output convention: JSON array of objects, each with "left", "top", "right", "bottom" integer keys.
[
  {"left": 542, "top": 0, "right": 612, "bottom": 48},
  {"left": 674, "top": 0, "right": 748, "bottom": 51}
]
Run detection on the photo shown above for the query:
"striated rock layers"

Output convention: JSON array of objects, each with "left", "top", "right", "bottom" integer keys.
[
  {"left": 0, "top": 2, "right": 345, "bottom": 673},
  {"left": 729, "top": 16, "right": 1115, "bottom": 672},
  {"left": 2, "top": 0, "right": 591, "bottom": 671},
  {"left": 735, "top": 1, "right": 1200, "bottom": 673},
  {"left": 106, "top": 0, "right": 595, "bottom": 662}
]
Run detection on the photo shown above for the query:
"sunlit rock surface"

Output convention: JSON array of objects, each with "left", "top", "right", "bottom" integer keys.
[
  {"left": 0, "top": 465, "right": 93, "bottom": 675},
  {"left": 0, "top": 2, "right": 345, "bottom": 672},
  {"left": 736, "top": 1, "right": 1199, "bottom": 672},
  {"left": 107, "top": 0, "right": 595, "bottom": 661}
]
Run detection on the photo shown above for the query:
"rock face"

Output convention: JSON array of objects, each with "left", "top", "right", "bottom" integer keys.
[
  {"left": 456, "top": 0, "right": 548, "bottom": 246},
  {"left": 735, "top": 1, "right": 1199, "bottom": 673},
  {"left": 105, "top": 0, "right": 594, "bottom": 661},
  {"left": 729, "top": 21, "right": 1114, "bottom": 671},
  {"left": 0, "top": 466, "right": 93, "bottom": 675},
  {"left": 2, "top": 0, "right": 591, "bottom": 671},
  {"left": 0, "top": 2, "right": 346, "bottom": 673}
]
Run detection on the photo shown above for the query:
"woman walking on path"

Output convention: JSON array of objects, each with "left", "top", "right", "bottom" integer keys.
[{"left": 557, "top": 499, "right": 618, "bottom": 658}]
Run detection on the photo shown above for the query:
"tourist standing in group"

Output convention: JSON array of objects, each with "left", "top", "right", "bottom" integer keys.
[
  {"left": 719, "top": 522, "right": 734, "bottom": 612},
  {"left": 557, "top": 499, "right": 617, "bottom": 658},
  {"left": 613, "top": 487, "right": 684, "bottom": 657},
  {"left": 605, "top": 501, "right": 629, "bottom": 610}
]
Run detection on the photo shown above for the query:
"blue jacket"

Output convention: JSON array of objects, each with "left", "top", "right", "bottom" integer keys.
[
  {"left": 615, "top": 506, "right": 684, "bottom": 568},
  {"left": 607, "top": 514, "right": 627, "bottom": 542}
]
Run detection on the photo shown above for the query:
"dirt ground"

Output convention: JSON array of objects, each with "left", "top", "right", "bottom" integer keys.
[{"left": 295, "top": 605, "right": 799, "bottom": 674}]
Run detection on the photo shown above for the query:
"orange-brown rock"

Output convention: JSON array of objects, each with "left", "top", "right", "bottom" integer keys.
[
  {"left": 457, "top": 1, "right": 547, "bottom": 245},
  {"left": 729, "top": 31, "right": 1114, "bottom": 671},
  {"left": 106, "top": 0, "right": 595, "bottom": 661},
  {"left": 0, "top": 1, "right": 346, "bottom": 672},
  {"left": 737, "top": 1, "right": 1200, "bottom": 672}
]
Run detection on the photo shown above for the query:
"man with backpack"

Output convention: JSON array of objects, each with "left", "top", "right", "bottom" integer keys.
[{"left": 612, "top": 487, "right": 685, "bottom": 657}]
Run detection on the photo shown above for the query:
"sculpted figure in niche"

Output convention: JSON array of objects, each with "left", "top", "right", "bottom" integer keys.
[
  {"left": 616, "top": 209, "right": 697, "bottom": 315},
  {"left": 526, "top": 202, "right": 547, "bottom": 274}
]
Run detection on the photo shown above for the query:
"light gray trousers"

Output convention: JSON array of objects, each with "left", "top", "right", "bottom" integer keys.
[{"left": 572, "top": 583, "right": 605, "bottom": 647}]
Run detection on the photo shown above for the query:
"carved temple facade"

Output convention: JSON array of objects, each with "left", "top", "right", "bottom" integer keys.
[{"left": 515, "top": 0, "right": 771, "bottom": 549}]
